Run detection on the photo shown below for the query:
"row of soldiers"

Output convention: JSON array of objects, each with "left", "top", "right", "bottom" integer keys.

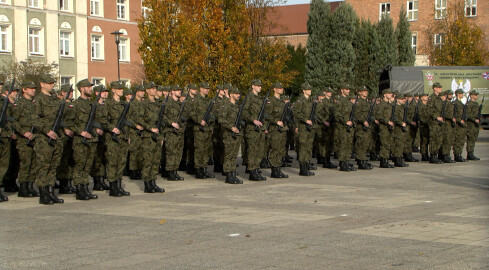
[{"left": 0, "top": 77, "right": 483, "bottom": 205}]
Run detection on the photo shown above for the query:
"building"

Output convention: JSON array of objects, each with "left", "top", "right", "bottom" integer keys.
[{"left": 0, "top": 0, "right": 144, "bottom": 88}]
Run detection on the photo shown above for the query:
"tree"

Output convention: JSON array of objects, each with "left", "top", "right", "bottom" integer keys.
[
  {"left": 0, "top": 59, "right": 59, "bottom": 91},
  {"left": 304, "top": 0, "right": 331, "bottom": 89},
  {"left": 353, "top": 20, "right": 382, "bottom": 93},
  {"left": 395, "top": 6, "right": 415, "bottom": 66},
  {"left": 376, "top": 15, "right": 399, "bottom": 67},
  {"left": 424, "top": 0, "right": 488, "bottom": 66},
  {"left": 284, "top": 43, "right": 306, "bottom": 96}
]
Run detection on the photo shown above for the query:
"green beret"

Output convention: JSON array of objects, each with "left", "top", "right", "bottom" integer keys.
[
  {"left": 251, "top": 79, "right": 262, "bottom": 86},
  {"left": 123, "top": 88, "right": 133, "bottom": 96},
  {"left": 469, "top": 90, "right": 479, "bottom": 96},
  {"left": 446, "top": 90, "right": 454, "bottom": 96},
  {"left": 272, "top": 82, "right": 283, "bottom": 89},
  {"left": 432, "top": 82, "right": 442, "bottom": 88},
  {"left": 76, "top": 78, "right": 94, "bottom": 88},
  {"left": 40, "top": 74, "right": 56, "bottom": 84},
  {"left": 199, "top": 82, "right": 210, "bottom": 89},
  {"left": 301, "top": 82, "right": 312, "bottom": 90},
  {"left": 110, "top": 81, "right": 125, "bottom": 89},
  {"left": 156, "top": 85, "right": 163, "bottom": 91},
  {"left": 21, "top": 81, "right": 36, "bottom": 89},
  {"left": 223, "top": 83, "right": 233, "bottom": 89},
  {"left": 60, "top": 84, "right": 72, "bottom": 92},
  {"left": 133, "top": 84, "right": 145, "bottom": 92},
  {"left": 228, "top": 86, "right": 240, "bottom": 95},
  {"left": 382, "top": 88, "right": 392, "bottom": 94},
  {"left": 172, "top": 85, "right": 182, "bottom": 91},
  {"left": 455, "top": 88, "right": 464, "bottom": 95}
]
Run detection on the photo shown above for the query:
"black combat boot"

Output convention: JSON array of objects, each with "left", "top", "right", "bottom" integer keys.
[
  {"left": 58, "top": 179, "right": 74, "bottom": 194},
  {"left": 271, "top": 167, "right": 288, "bottom": 178},
  {"left": 323, "top": 156, "right": 338, "bottom": 169},
  {"left": 83, "top": 185, "right": 98, "bottom": 199},
  {"left": 380, "top": 158, "right": 395, "bottom": 168},
  {"left": 75, "top": 184, "right": 90, "bottom": 200},
  {"left": 358, "top": 160, "right": 372, "bottom": 170},
  {"left": 467, "top": 152, "right": 480, "bottom": 161},
  {"left": 204, "top": 167, "right": 215, "bottom": 178},
  {"left": 39, "top": 186, "right": 54, "bottom": 205},
  {"left": 281, "top": 157, "right": 291, "bottom": 167},
  {"left": 299, "top": 163, "right": 314, "bottom": 176},
  {"left": 150, "top": 180, "right": 165, "bottom": 193},
  {"left": 0, "top": 190, "right": 8, "bottom": 202},
  {"left": 144, "top": 181, "right": 155, "bottom": 193},
  {"left": 18, "top": 182, "right": 34, "bottom": 197},
  {"left": 285, "top": 155, "right": 293, "bottom": 163},
  {"left": 117, "top": 179, "right": 130, "bottom": 196},
  {"left": 225, "top": 172, "right": 242, "bottom": 184},
  {"left": 3, "top": 179, "right": 19, "bottom": 192},
  {"left": 195, "top": 167, "right": 207, "bottom": 179},
  {"left": 186, "top": 163, "right": 196, "bottom": 175},
  {"left": 168, "top": 171, "right": 184, "bottom": 181},
  {"left": 93, "top": 176, "right": 104, "bottom": 191},
  {"left": 421, "top": 153, "right": 430, "bottom": 161},
  {"left": 47, "top": 185, "right": 64, "bottom": 203},
  {"left": 429, "top": 153, "right": 443, "bottom": 164},
  {"left": 109, "top": 181, "right": 122, "bottom": 197},
  {"left": 249, "top": 169, "right": 266, "bottom": 181},
  {"left": 178, "top": 160, "right": 187, "bottom": 171},
  {"left": 442, "top": 155, "right": 455, "bottom": 163},
  {"left": 348, "top": 161, "right": 357, "bottom": 171},
  {"left": 260, "top": 158, "right": 270, "bottom": 169},
  {"left": 308, "top": 162, "right": 317, "bottom": 170},
  {"left": 406, "top": 153, "right": 419, "bottom": 162},
  {"left": 369, "top": 152, "right": 380, "bottom": 161},
  {"left": 454, "top": 154, "right": 468, "bottom": 162},
  {"left": 28, "top": 182, "right": 39, "bottom": 197},
  {"left": 67, "top": 179, "right": 76, "bottom": 193},
  {"left": 339, "top": 161, "right": 351, "bottom": 172},
  {"left": 394, "top": 157, "right": 409, "bottom": 167}
]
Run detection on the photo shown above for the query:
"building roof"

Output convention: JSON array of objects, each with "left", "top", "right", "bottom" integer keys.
[{"left": 266, "top": 2, "right": 342, "bottom": 36}]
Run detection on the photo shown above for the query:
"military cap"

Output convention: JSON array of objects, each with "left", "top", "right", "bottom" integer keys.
[
  {"left": 440, "top": 90, "right": 449, "bottom": 96},
  {"left": 414, "top": 93, "right": 419, "bottom": 97},
  {"left": 469, "top": 90, "right": 479, "bottom": 95},
  {"left": 21, "top": 81, "right": 36, "bottom": 89},
  {"left": 110, "top": 81, "right": 125, "bottom": 89},
  {"left": 199, "top": 82, "right": 210, "bottom": 89},
  {"left": 283, "top": 95, "right": 290, "bottom": 100},
  {"left": 382, "top": 88, "right": 392, "bottom": 94},
  {"left": 347, "top": 93, "right": 356, "bottom": 99},
  {"left": 397, "top": 94, "right": 406, "bottom": 99},
  {"left": 40, "top": 74, "right": 56, "bottom": 84},
  {"left": 272, "top": 82, "right": 283, "bottom": 89},
  {"left": 172, "top": 84, "right": 182, "bottom": 91},
  {"left": 405, "top": 93, "right": 413, "bottom": 98},
  {"left": 216, "top": 84, "right": 224, "bottom": 90},
  {"left": 228, "top": 86, "right": 240, "bottom": 95},
  {"left": 455, "top": 88, "right": 464, "bottom": 95},
  {"left": 446, "top": 90, "right": 454, "bottom": 96},
  {"left": 123, "top": 88, "right": 133, "bottom": 96},
  {"left": 76, "top": 78, "right": 94, "bottom": 88},
  {"left": 339, "top": 83, "right": 351, "bottom": 90},
  {"left": 93, "top": 85, "right": 108, "bottom": 92},
  {"left": 323, "top": 87, "right": 333, "bottom": 93},
  {"left": 301, "top": 82, "right": 312, "bottom": 90},
  {"left": 143, "top": 81, "right": 156, "bottom": 89},
  {"left": 162, "top": 85, "right": 171, "bottom": 92},
  {"left": 133, "top": 84, "right": 145, "bottom": 92},
  {"left": 188, "top": 83, "right": 198, "bottom": 90},
  {"left": 317, "top": 91, "right": 326, "bottom": 97},
  {"left": 432, "top": 82, "right": 442, "bottom": 88},
  {"left": 156, "top": 85, "right": 163, "bottom": 91},
  {"left": 223, "top": 83, "right": 233, "bottom": 89},
  {"left": 2, "top": 82, "right": 20, "bottom": 91},
  {"left": 60, "top": 84, "right": 71, "bottom": 92},
  {"left": 251, "top": 79, "right": 262, "bottom": 86},
  {"left": 358, "top": 85, "right": 369, "bottom": 92},
  {"left": 419, "top": 93, "right": 428, "bottom": 97}
]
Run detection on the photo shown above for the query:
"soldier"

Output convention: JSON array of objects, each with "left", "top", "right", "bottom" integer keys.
[
  {"left": 440, "top": 90, "right": 456, "bottom": 163},
  {"left": 219, "top": 87, "right": 243, "bottom": 184},
  {"left": 417, "top": 93, "right": 431, "bottom": 161},
  {"left": 212, "top": 85, "right": 226, "bottom": 174},
  {"left": 427, "top": 82, "right": 444, "bottom": 164},
  {"left": 266, "top": 82, "right": 288, "bottom": 179},
  {"left": 452, "top": 89, "right": 468, "bottom": 162},
  {"left": 392, "top": 94, "right": 409, "bottom": 167},
  {"left": 90, "top": 85, "right": 110, "bottom": 191},
  {"left": 64, "top": 79, "right": 101, "bottom": 200},
  {"left": 354, "top": 86, "right": 373, "bottom": 170},
  {"left": 465, "top": 90, "right": 481, "bottom": 160},
  {"left": 242, "top": 79, "right": 268, "bottom": 180},
  {"left": 0, "top": 81, "right": 16, "bottom": 202},
  {"left": 11, "top": 81, "right": 40, "bottom": 198},
  {"left": 2, "top": 83, "right": 20, "bottom": 193},
  {"left": 184, "top": 84, "right": 198, "bottom": 175},
  {"left": 375, "top": 89, "right": 395, "bottom": 168},
  {"left": 317, "top": 87, "right": 337, "bottom": 169},
  {"left": 412, "top": 93, "right": 421, "bottom": 153},
  {"left": 159, "top": 85, "right": 171, "bottom": 177},
  {"left": 104, "top": 81, "right": 132, "bottom": 197},
  {"left": 56, "top": 84, "right": 75, "bottom": 194},
  {"left": 191, "top": 82, "right": 215, "bottom": 179},
  {"left": 333, "top": 85, "right": 357, "bottom": 172},
  {"left": 403, "top": 93, "right": 419, "bottom": 162},
  {"left": 127, "top": 85, "right": 146, "bottom": 180},
  {"left": 293, "top": 82, "right": 317, "bottom": 175}
]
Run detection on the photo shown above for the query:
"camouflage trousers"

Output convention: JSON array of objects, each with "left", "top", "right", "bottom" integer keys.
[
  {"left": 466, "top": 122, "right": 479, "bottom": 153},
  {"left": 318, "top": 127, "right": 334, "bottom": 158},
  {"left": 194, "top": 129, "right": 212, "bottom": 168},
  {"left": 429, "top": 122, "right": 443, "bottom": 154},
  {"left": 378, "top": 125, "right": 392, "bottom": 159},
  {"left": 354, "top": 126, "right": 370, "bottom": 160},
  {"left": 245, "top": 127, "right": 265, "bottom": 170},
  {"left": 72, "top": 137, "right": 96, "bottom": 185},
  {"left": 2, "top": 139, "right": 18, "bottom": 186},
  {"left": 0, "top": 138, "right": 10, "bottom": 185},
  {"left": 16, "top": 138, "right": 36, "bottom": 184},
  {"left": 298, "top": 125, "right": 315, "bottom": 163},
  {"left": 419, "top": 123, "right": 430, "bottom": 155},
  {"left": 268, "top": 127, "right": 287, "bottom": 167},
  {"left": 90, "top": 139, "right": 107, "bottom": 177},
  {"left": 106, "top": 137, "right": 129, "bottom": 183},
  {"left": 184, "top": 124, "right": 195, "bottom": 165},
  {"left": 334, "top": 124, "right": 354, "bottom": 162},
  {"left": 141, "top": 137, "right": 161, "bottom": 182},
  {"left": 404, "top": 125, "right": 417, "bottom": 154},
  {"left": 165, "top": 131, "right": 184, "bottom": 171},
  {"left": 129, "top": 134, "right": 143, "bottom": 171},
  {"left": 213, "top": 126, "right": 224, "bottom": 165},
  {"left": 34, "top": 137, "right": 63, "bottom": 187},
  {"left": 453, "top": 124, "right": 466, "bottom": 155},
  {"left": 392, "top": 127, "right": 406, "bottom": 158},
  {"left": 223, "top": 131, "right": 241, "bottom": 173},
  {"left": 441, "top": 122, "right": 454, "bottom": 155},
  {"left": 57, "top": 136, "right": 74, "bottom": 180}
]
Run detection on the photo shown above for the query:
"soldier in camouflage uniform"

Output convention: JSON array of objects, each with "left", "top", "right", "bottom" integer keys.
[
  {"left": 402, "top": 94, "right": 418, "bottom": 162},
  {"left": 465, "top": 90, "right": 482, "bottom": 160},
  {"left": 417, "top": 93, "right": 431, "bottom": 161},
  {"left": 333, "top": 85, "right": 357, "bottom": 172},
  {"left": 0, "top": 81, "right": 17, "bottom": 202},
  {"left": 56, "top": 84, "right": 75, "bottom": 194},
  {"left": 127, "top": 85, "right": 146, "bottom": 180},
  {"left": 391, "top": 94, "right": 409, "bottom": 167},
  {"left": 375, "top": 89, "right": 395, "bottom": 168},
  {"left": 184, "top": 84, "right": 198, "bottom": 175},
  {"left": 354, "top": 86, "right": 373, "bottom": 170},
  {"left": 440, "top": 90, "right": 456, "bottom": 163},
  {"left": 266, "top": 82, "right": 288, "bottom": 179},
  {"left": 1, "top": 83, "right": 20, "bottom": 194},
  {"left": 90, "top": 85, "right": 110, "bottom": 191},
  {"left": 65, "top": 79, "right": 101, "bottom": 200},
  {"left": 212, "top": 85, "right": 226, "bottom": 173},
  {"left": 316, "top": 87, "right": 337, "bottom": 169},
  {"left": 427, "top": 82, "right": 444, "bottom": 164},
  {"left": 452, "top": 89, "right": 468, "bottom": 162}
]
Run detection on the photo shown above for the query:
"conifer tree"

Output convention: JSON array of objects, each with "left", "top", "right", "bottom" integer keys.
[
  {"left": 395, "top": 6, "right": 415, "bottom": 66},
  {"left": 376, "top": 15, "right": 399, "bottom": 67},
  {"left": 353, "top": 20, "right": 382, "bottom": 92}
]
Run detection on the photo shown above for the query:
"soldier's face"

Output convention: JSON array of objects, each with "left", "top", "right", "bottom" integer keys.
[
  {"left": 407, "top": 97, "right": 413, "bottom": 102},
  {"left": 457, "top": 93, "right": 464, "bottom": 100},
  {"left": 470, "top": 94, "right": 478, "bottom": 101},
  {"left": 230, "top": 93, "right": 240, "bottom": 102},
  {"left": 274, "top": 88, "right": 284, "bottom": 95},
  {"left": 82, "top": 86, "right": 92, "bottom": 96},
  {"left": 41, "top": 82, "right": 55, "bottom": 92},
  {"left": 341, "top": 89, "right": 350, "bottom": 96},
  {"left": 23, "top": 87, "right": 36, "bottom": 98},
  {"left": 173, "top": 90, "right": 182, "bottom": 98},
  {"left": 146, "top": 87, "right": 156, "bottom": 97},
  {"left": 101, "top": 92, "right": 109, "bottom": 99},
  {"left": 252, "top": 85, "right": 261, "bottom": 93},
  {"left": 325, "top": 92, "right": 332, "bottom": 99},
  {"left": 200, "top": 88, "right": 210, "bottom": 96},
  {"left": 399, "top": 99, "right": 406, "bottom": 105},
  {"left": 136, "top": 91, "right": 145, "bottom": 98},
  {"left": 440, "top": 95, "right": 447, "bottom": 101},
  {"left": 190, "top": 89, "right": 197, "bottom": 96},
  {"left": 156, "top": 91, "right": 163, "bottom": 98},
  {"left": 421, "top": 96, "right": 428, "bottom": 102},
  {"left": 8, "top": 90, "right": 18, "bottom": 100},
  {"left": 113, "top": 88, "right": 123, "bottom": 97},
  {"left": 433, "top": 87, "right": 442, "bottom": 95},
  {"left": 359, "top": 90, "right": 368, "bottom": 98},
  {"left": 303, "top": 89, "right": 311, "bottom": 96}
]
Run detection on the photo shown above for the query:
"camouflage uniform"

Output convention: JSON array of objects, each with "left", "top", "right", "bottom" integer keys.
[
  {"left": 452, "top": 90, "right": 467, "bottom": 162},
  {"left": 465, "top": 92, "right": 481, "bottom": 160}
]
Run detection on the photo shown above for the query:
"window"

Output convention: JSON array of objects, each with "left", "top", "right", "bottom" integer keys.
[
  {"left": 60, "top": 76, "right": 72, "bottom": 86},
  {"left": 119, "top": 38, "right": 129, "bottom": 62},
  {"left": 435, "top": 0, "right": 447, "bottom": 19},
  {"left": 59, "top": 31, "right": 71, "bottom": 57},
  {"left": 434, "top": 34, "right": 444, "bottom": 48},
  {"left": 411, "top": 33, "right": 417, "bottom": 55},
  {"left": 0, "top": 0, "right": 9, "bottom": 4},
  {"left": 28, "top": 0, "right": 40, "bottom": 8},
  {"left": 117, "top": 0, "right": 127, "bottom": 20},
  {"left": 407, "top": 1, "right": 418, "bottom": 21},
  {"left": 465, "top": 0, "right": 476, "bottom": 17},
  {"left": 92, "top": 78, "right": 104, "bottom": 86},
  {"left": 29, "top": 27, "right": 43, "bottom": 55},
  {"left": 59, "top": 0, "right": 69, "bottom": 12},
  {"left": 90, "top": 0, "right": 100, "bottom": 16},
  {"left": 0, "top": 25, "right": 10, "bottom": 52},
  {"left": 379, "top": 3, "right": 390, "bottom": 20},
  {"left": 91, "top": 34, "right": 104, "bottom": 60}
]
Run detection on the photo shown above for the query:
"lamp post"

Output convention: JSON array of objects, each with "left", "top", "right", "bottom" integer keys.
[{"left": 111, "top": 30, "right": 123, "bottom": 81}]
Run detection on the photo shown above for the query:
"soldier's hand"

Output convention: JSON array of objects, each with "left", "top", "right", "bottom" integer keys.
[
  {"left": 200, "top": 120, "right": 207, "bottom": 126},
  {"left": 151, "top": 128, "right": 159, "bottom": 134},
  {"left": 364, "top": 121, "right": 369, "bottom": 128},
  {"left": 461, "top": 120, "right": 465, "bottom": 125},
  {"left": 452, "top": 118, "right": 456, "bottom": 123},
  {"left": 411, "top": 122, "right": 417, "bottom": 126},
  {"left": 253, "top": 120, "right": 263, "bottom": 127},
  {"left": 388, "top": 121, "right": 394, "bottom": 126},
  {"left": 346, "top": 121, "right": 353, "bottom": 127},
  {"left": 24, "top": 132, "right": 34, "bottom": 140},
  {"left": 402, "top": 123, "right": 407, "bottom": 127},
  {"left": 81, "top": 131, "right": 92, "bottom": 139},
  {"left": 375, "top": 120, "right": 380, "bottom": 125},
  {"left": 277, "top": 121, "right": 284, "bottom": 127},
  {"left": 136, "top": 125, "right": 144, "bottom": 131},
  {"left": 11, "top": 133, "right": 16, "bottom": 140},
  {"left": 306, "top": 120, "right": 313, "bottom": 126},
  {"left": 265, "top": 130, "right": 269, "bottom": 134},
  {"left": 436, "top": 116, "right": 443, "bottom": 122},
  {"left": 231, "top": 127, "right": 239, "bottom": 134},
  {"left": 476, "top": 119, "right": 480, "bottom": 123},
  {"left": 295, "top": 127, "right": 298, "bottom": 134},
  {"left": 324, "top": 121, "right": 330, "bottom": 127},
  {"left": 112, "top": 127, "right": 121, "bottom": 135},
  {"left": 64, "top": 129, "right": 74, "bottom": 137},
  {"left": 96, "top": 128, "right": 103, "bottom": 136},
  {"left": 47, "top": 130, "right": 59, "bottom": 140},
  {"left": 172, "top": 122, "right": 180, "bottom": 129}
]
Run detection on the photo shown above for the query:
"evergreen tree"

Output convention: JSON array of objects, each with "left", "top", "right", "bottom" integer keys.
[
  {"left": 304, "top": 0, "right": 330, "bottom": 89},
  {"left": 284, "top": 44, "right": 306, "bottom": 96},
  {"left": 395, "top": 6, "right": 415, "bottom": 66},
  {"left": 353, "top": 20, "right": 382, "bottom": 92},
  {"left": 376, "top": 15, "right": 399, "bottom": 67}
]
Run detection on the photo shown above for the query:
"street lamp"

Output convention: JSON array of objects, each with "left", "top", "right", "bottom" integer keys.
[{"left": 111, "top": 30, "right": 123, "bottom": 81}]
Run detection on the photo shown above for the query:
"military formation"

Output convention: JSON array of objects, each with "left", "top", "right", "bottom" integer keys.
[{"left": 0, "top": 77, "right": 484, "bottom": 205}]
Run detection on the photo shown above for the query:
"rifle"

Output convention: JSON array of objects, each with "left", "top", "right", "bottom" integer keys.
[
  {"left": 306, "top": 96, "right": 318, "bottom": 131},
  {"left": 152, "top": 94, "right": 170, "bottom": 141},
  {"left": 347, "top": 96, "right": 358, "bottom": 133},
  {"left": 255, "top": 88, "right": 271, "bottom": 131},
  {"left": 47, "top": 85, "right": 73, "bottom": 146},
  {"left": 199, "top": 89, "right": 222, "bottom": 132},
  {"left": 277, "top": 95, "right": 293, "bottom": 132},
  {"left": 389, "top": 97, "right": 397, "bottom": 132},
  {"left": 452, "top": 100, "right": 457, "bottom": 128},
  {"left": 0, "top": 78, "right": 15, "bottom": 131},
  {"left": 363, "top": 94, "right": 378, "bottom": 131},
  {"left": 111, "top": 90, "right": 136, "bottom": 142},
  {"left": 476, "top": 96, "right": 485, "bottom": 127},
  {"left": 401, "top": 100, "right": 409, "bottom": 132},
  {"left": 439, "top": 100, "right": 447, "bottom": 125},
  {"left": 81, "top": 87, "right": 103, "bottom": 146},
  {"left": 232, "top": 95, "right": 247, "bottom": 138},
  {"left": 172, "top": 89, "right": 190, "bottom": 133},
  {"left": 412, "top": 100, "right": 420, "bottom": 124}
]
